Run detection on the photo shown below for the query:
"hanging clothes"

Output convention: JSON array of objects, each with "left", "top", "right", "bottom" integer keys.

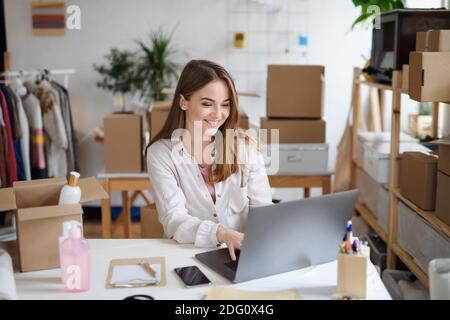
[
  {"left": 0, "top": 87, "right": 17, "bottom": 185},
  {"left": 10, "top": 89, "right": 31, "bottom": 180},
  {"left": 0, "top": 107, "right": 8, "bottom": 187},
  {"left": 28, "top": 80, "right": 68, "bottom": 178},
  {"left": 21, "top": 89, "right": 47, "bottom": 179},
  {"left": 51, "top": 81, "right": 78, "bottom": 172}
]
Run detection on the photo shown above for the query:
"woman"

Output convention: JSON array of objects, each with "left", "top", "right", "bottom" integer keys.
[{"left": 146, "top": 60, "right": 272, "bottom": 260}]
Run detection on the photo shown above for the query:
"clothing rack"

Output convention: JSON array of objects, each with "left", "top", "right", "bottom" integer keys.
[{"left": 0, "top": 68, "right": 76, "bottom": 89}]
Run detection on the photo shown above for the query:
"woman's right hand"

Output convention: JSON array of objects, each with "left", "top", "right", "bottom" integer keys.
[{"left": 216, "top": 225, "right": 244, "bottom": 261}]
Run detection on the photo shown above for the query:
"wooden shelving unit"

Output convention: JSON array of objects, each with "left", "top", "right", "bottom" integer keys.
[{"left": 350, "top": 67, "right": 445, "bottom": 287}]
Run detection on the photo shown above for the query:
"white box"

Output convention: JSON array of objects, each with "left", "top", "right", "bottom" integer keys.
[
  {"left": 377, "top": 187, "right": 390, "bottom": 233},
  {"left": 397, "top": 201, "right": 450, "bottom": 274},
  {"left": 363, "top": 142, "right": 430, "bottom": 183},
  {"left": 264, "top": 144, "right": 328, "bottom": 175},
  {"left": 356, "top": 167, "right": 381, "bottom": 215},
  {"left": 357, "top": 132, "right": 417, "bottom": 163}
]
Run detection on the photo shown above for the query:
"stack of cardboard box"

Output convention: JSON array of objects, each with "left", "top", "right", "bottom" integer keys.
[
  {"left": 409, "top": 30, "right": 450, "bottom": 102},
  {"left": 435, "top": 140, "right": 450, "bottom": 226},
  {"left": 104, "top": 113, "right": 143, "bottom": 173},
  {"left": 260, "top": 65, "right": 328, "bottom": 174}
]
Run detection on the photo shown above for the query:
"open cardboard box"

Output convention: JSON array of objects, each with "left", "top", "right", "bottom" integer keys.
[{"left": 0, "top": 176, "right": 108, "bottom": 272}]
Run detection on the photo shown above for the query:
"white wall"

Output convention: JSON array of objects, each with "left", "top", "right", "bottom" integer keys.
[{"left": 5, "top": 0, "right": 445, "bottom": 204}]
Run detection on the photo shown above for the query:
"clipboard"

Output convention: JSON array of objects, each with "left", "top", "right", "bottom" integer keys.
[{"left": 105, "top": 257, "right": 166, "bottom": 289}]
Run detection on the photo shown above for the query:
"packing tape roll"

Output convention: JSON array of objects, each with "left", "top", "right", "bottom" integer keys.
[{"left": 0, "top": 249, "right": 17, "bottom": 300}]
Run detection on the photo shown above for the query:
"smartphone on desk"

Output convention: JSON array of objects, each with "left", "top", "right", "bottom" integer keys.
[{"left": 174, "top": 265, "right": 211, "bottom": 288}]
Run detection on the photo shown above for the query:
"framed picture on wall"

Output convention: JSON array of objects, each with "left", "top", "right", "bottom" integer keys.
[{"left": 31, "top": 1, "right": 65, "bottom": 36}]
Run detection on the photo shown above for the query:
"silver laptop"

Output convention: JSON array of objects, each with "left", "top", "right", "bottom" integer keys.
[{"left": 195, "top": 190, "right": 358, "bottom": 283}]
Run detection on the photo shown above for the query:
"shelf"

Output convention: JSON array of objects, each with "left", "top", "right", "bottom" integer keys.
[
  {"left": 392, "top": 188, "right": 450, "bottom": 238},
  {"left": 391, "top": 243, "right": 428, "bottom": 287},
  {"left": 352, "top": 157, "right": 363, "bottom": 169},
  {"left": 354, "top": 202, "right": 388, "bottom": 243}
]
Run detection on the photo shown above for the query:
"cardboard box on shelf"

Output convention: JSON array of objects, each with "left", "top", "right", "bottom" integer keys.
[
  {"left": 416, "top": 30, "right": 450, "bottom": 52},
  {"left": 140, "top": 204, "right": 164, "bottom": 238},
  {"left": 149, "top": 101, "right": 171, "bottom": 140},
  {"left": 260, "top": 118, "right": 326, "bottom": 144},
  {"left": 416, "top": 31, "right": 427, "bottom": 51},
  {"left": 434, "top": 140, "right": 450, "bottom": 176},
  {"left": 436, "top": 171, "right": 450, "bottom": 226},
  {"left": 267, "top": 65, "right": 324, "bottom": 119},
  {"left": 104, "top": 113, "right": 143, "bottom": 173},
  {"left": 399, "top": 152, "right": 438, "bottom": 211},
  {"left": 0, "top": 177, "right": 109, "bottom": 272},
  {"left": 402, "top": 64, "right": 409, "bottom": 91},
  {"left": 409, "top": 51, "right": 450, "bottom": 102}
]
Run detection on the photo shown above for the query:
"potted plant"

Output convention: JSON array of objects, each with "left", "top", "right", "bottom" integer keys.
[
  {"left": 134, "top": 28, "right": 180, "bottom": 105},
  {"left": 94, "top": 48, "right": 139, "bottom": 111},
  {"left": 351, "top": 0, "right": 405, "bottom": 29}
]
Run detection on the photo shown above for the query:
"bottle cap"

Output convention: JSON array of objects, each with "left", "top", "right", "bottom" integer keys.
[
  {"left": 68, "top": 171, "right": 80, "bottom": 187},
  {"left": 69, "top": 224, "right": 82, "bottom": 239}
]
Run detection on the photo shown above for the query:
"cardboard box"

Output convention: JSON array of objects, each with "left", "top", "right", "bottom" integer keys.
[
  {"left": 267, "top": 65, "right": 324, "bottom": 118},
  {"left": 337, "top": 253, "right": 369, "bottom": 299},
  {"left": 416, "top": 30, "right": 450, "bottom": 52},
  {"left": 402, "top": 64, "right": 409, "bottom": 91},
  {"left": 436, "top": 171, "right": 450, "bottom": 226},
  {"left": 435, "top": 140, "right": 450, "bottom": 176},
  {"left": 104, "top": 113, "right": 143, "bottom": 173},
  {"left": 148, "top": 101, "right": 171, "bottom": 140},
  {"left": 399, "top": 152, "right": 438, "bottom": 211},
  {"left": 140, "top": 204, "right": 164, "bottom": 238},
  {"left": 409, "top": 51, "right": 450, "bottom": 102},
  {"left": 0, "top": 177, "right": 108, "bottom": 272},
  {"left": 260, "top": 118, "right": 325, "bottom": 143},
  {"left": 416, "top": 31, "right": 427, "bottom": 51},
  {"left": 239, "top": 113, "right": 249, "bottom": 130}
]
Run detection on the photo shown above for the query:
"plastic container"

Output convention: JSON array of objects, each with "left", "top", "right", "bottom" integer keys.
[
  {"left": 58, "top": 171, "right": 81, "bottom": 205},
  {"left": 60, "top": 223, "right": 90, "bottom": 292}
]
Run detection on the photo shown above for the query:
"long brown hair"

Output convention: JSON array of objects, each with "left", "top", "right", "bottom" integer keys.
[{"left": 147, "top": 59, "right": 242, "bottom": 183}]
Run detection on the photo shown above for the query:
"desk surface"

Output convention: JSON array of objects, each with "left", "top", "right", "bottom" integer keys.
[{"left": 14, "top": 239, "right": 391, "bottom": 300}]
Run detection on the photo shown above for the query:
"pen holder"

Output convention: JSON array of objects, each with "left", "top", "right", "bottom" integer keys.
[{"left": 336, "top": 252, "right": 369, "bottom": 299}]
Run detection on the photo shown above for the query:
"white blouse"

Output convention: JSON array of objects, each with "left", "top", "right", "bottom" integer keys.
[{"left": 147, "top": 137, "right": 273, "bottom": 248}]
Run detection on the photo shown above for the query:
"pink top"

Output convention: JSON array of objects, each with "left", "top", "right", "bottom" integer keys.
[{"left": 199, "top": 165, "right": 216, "bottom": 204}]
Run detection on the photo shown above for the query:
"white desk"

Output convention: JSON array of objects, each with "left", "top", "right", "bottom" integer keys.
[{"left": 14, "top": 239, "right": 391, "bottom": 300}]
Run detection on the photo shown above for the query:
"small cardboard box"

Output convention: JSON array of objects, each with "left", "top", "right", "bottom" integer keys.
[
  {"left": 416, "top": 30, "right": 450, "bottom": 52},
  {"left": 140, "top": 204, "right": 164, "bottom": 238},
  {"left": 104, "top": 113, "right": 143, "bottom": 173},
  {"left": 427, "top": 30, "right": 450, "bottom": 52},
  {"left": 267, "top": 65, "right": 324, "bottom": 118},
  {"left": 409, "top": 51, "right": 450, "bottom": 102},
  {"left": 416, "top": 31, "right": 427, "bottom": 52},
  {"left": 337, "top": 253, "right": 369, "bottom": 299},
  {"left": 239, "top": 112, "right": 249, "bottom": 130},
  {"left": 399, "top": 152, "right": 438, "bottom": 211},
  {"left": 260, "top": 118, "right": 325, "bottom": 144},
  {"left": 402, "top": 64, "right": 409, "bottom": 91},
  {"left": 0, "top": 177, "right": 109, "bottom": 272},
  {"left": 435, "top": 139, "right": 450, "bottom": 176},
  {"left": 149, "top": 101, "right": 171, "bottom": 140},
  {"left": 436, "top": 171, "right": 450, "bottom": 226}
]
